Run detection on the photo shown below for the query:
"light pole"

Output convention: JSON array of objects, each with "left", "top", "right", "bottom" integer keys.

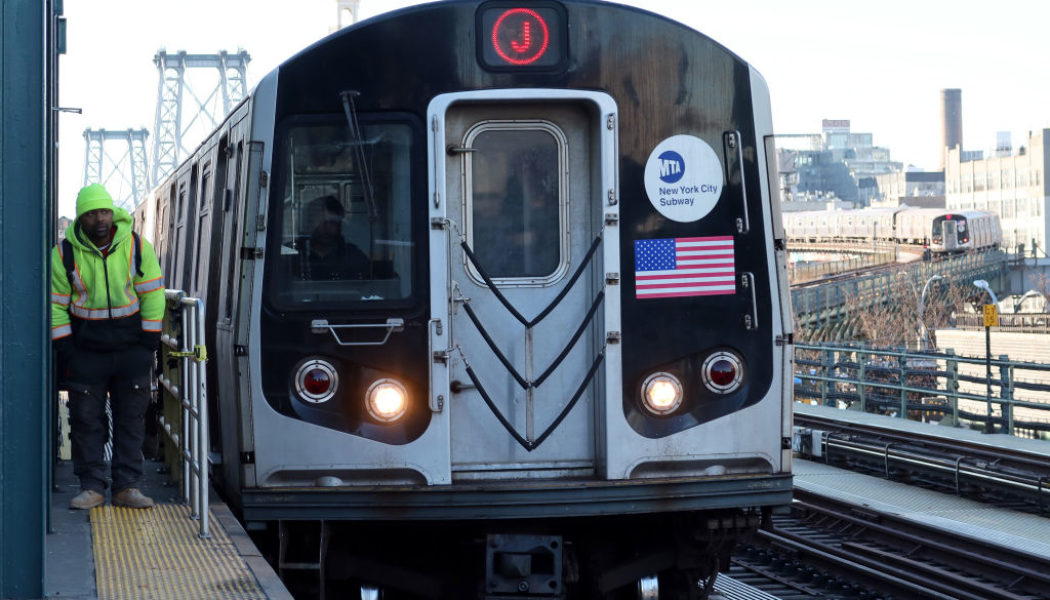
[
  {"left": 917, "top": 275, "right": 943, "bottom": 351},
  {"left": 973, "top": 279, "right": 998, "bottom": 433},
  {"left": 1013, "top": 289, "right": 1045, "bottom": 314}
]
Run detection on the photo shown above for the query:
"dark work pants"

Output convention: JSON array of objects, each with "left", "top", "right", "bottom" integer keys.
[{"left": 65, "top": 346, "right": 153, "bottom": 493}]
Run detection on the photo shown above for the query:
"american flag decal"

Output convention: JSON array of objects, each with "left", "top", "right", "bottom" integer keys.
[{"left": 634, "top": 236, "right": 736, "bottom": 299}]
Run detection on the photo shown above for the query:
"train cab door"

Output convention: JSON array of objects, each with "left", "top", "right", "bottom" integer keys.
[
  {"left": 937, "top": 216, "right": 960, "bottom": 251},
  {"left": 429, "top": 92, "right": 619, "bottom": 481}
]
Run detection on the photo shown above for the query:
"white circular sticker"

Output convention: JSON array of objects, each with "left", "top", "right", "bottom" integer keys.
[{"left": 643, "top": 134, "right": 724, "bottom": 222}]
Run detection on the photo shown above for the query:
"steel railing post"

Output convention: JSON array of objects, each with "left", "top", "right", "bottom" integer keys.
[
  {"left": 161, "top": 290, "right": 210, "bottom": 539},
  {"left": 944, "top": 349, "right": 959, "bottom": 425},
  {"left": 998, "top": 354, "right": 1013, "bottom": 436},
  {"left": 898, "top": 354, "right": 907, "bottom": 418},
  {"left": 858, "top": 351, "right": 867, "bottom": 411}
]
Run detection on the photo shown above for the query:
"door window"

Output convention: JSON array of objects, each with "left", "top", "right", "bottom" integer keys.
[{"left": 465, "top": 121, "right": 567, "bottom": 284}]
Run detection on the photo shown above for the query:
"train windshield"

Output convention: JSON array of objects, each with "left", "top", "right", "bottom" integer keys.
[{"left": 268, "top": 121, "right": 414, "bottom": 309}]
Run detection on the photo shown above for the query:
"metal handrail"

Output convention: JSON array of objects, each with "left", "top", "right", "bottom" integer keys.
[
  {"left": 158, "top": 290, "right": 210, "bottom": 538},
  {"left": 954, "top": 312, "right": 1050, "bottom": 333},
  {"left": 794, "top": 341, "right": 1050, "bottom": 438}
]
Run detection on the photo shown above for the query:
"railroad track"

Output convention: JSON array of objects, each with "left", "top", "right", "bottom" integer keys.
[
  {"left": 768, "top": 490, "right": 1050, "bottom": 599},
  {"left": 721, "top": 489, "right": 1050, "bottom": 600},
  {"left": 793, "top": 411, "right": 1050, "bottom": 512}
]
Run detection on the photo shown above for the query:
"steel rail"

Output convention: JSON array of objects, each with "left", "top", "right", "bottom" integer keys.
[
  {"left": 758, "top": 492, "right": 1050, "bottom": 600},
  {"left": 794, "top": 413, "right": 1050, "bottom": 470}
]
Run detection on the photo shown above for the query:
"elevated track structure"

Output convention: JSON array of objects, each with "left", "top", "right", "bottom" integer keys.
[{"left": 791, "top": 250, "right": 1008, "bottom": 341}]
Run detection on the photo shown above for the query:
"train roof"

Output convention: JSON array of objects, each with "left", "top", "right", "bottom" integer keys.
[{"left": 278, "top": 0, "right": 756, "bottom": 77}]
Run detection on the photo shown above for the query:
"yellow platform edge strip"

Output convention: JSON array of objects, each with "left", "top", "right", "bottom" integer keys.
[{"left": 91, "top": 504, "right": 267, "bottom": 600}]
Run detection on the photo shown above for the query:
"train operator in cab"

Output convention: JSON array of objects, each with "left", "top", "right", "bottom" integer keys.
[
  {"left": 51, "top": 183, "right": 165, "bottom": 510},
  {"left": 300, "top": 194, "right": 370, "bottom": 280}
]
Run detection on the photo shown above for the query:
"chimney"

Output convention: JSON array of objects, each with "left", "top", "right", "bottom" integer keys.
[{"left": 940, "top": 89, "right": 962, "bottom": 169}]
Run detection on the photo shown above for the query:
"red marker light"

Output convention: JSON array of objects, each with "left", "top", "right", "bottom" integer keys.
[
  {"left": 303, "top": 368, "right": 331, "bottom": 396},
  {"left": 701, "top": 351, "right": 744, "bottom": 395},
  {"left": 708, "top": 359, "right": 736, "bottom": 387},
  {"left": 294, "top": 359, "right": 338, "bottom": 404},
  {"left": 491, "top": 8, "right": 550, "bottom": 65}
]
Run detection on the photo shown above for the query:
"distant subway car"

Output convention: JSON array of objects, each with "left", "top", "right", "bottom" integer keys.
[
  {"left": 136, "top": 1, "right": 793, "bottom": 597},
  {"left": 783, "top": 206, "right": 1001, "bottom": 253}
]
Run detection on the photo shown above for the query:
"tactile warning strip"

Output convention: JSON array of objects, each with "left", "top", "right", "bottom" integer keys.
[{"left": 91, "top": 504, "right": 267, "bottom": 599}]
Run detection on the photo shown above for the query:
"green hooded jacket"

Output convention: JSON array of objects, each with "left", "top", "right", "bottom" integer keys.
[{"left": 50, "top": 206, "right": 165, "bottom": 351}]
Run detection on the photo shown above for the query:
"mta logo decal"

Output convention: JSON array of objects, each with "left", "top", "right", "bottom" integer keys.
[{"left": 658, "top": 150, "right": 685, "bottom": 183}]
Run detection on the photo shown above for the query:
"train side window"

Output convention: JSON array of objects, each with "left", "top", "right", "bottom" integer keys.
[
  {"left": 464, "top": 122, "right": 566, "bottom": 282},
  {"left": 192, "top": 170, "right": 212, "bottom": 296},
  {"left": 223, "top": 143, "right": 243, "bottom": 321}
]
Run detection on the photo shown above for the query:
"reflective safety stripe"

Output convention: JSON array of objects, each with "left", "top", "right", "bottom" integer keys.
[
  {"left": 135, "top": 277, "right": 164, "bottom": 294},
  {"left": 129, "top": 238, "right": 137, "bottom": 276},
  {"left": 52, "top": 324, "right": 73, "bottom": 339},
  {"left": 70, "top": 301, "right": 140, "bottom": 319},
  {"left": 52, "top": 292, "right": 71, "bottom": 305},
  {"left": 142, "top": 319, "right": 162, "bottom": 332},
  {"left": 70, "top": 269, "right": 87, "bottom": 296}
]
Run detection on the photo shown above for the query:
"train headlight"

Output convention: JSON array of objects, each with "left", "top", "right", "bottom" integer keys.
[
  {"left": 641, "top": 372, "right": 683, "bottom": 416},
  {"left": 366, "top": 379, "right": 408, "bottom": 422},
  {"left": 295, "top": 360, "right": 338, "bottom": 404},
  {"left": 701, "top": 351, "right": 744, "bottom": 394}
]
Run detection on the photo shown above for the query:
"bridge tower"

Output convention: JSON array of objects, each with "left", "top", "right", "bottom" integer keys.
[
  {"left": 151, "top": 49, "right": 251, "bottom": 186},
  {"left": 336, "top": 0, "right": 361, "bottom": 28},
  {"left": 82, "top": 128, "right": 151, "bottom": 212}
]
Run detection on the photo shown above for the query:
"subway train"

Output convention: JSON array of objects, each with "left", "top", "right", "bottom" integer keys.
[
  {"left": 782, "top": 206, "right": 1002, "bottom": 253},
  {"left": 133, "top": 1, "right": 794, "bottom": 597}
]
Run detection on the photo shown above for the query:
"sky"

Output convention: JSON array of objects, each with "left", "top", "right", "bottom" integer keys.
[{"left": 57, "top": 0, "right": 1050, "bottom": 218}]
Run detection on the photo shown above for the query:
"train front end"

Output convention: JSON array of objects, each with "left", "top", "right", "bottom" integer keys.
[
  {"left": 931, "top": 213, "right": 969, "bottom": 252},
  {"left": 230, "top": 1, "right": 794, "bottom": 595}
]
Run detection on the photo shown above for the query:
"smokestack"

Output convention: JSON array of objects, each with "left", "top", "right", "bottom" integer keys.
[{"left": 940, "top": 88, "right": 962, "bottom": 169}]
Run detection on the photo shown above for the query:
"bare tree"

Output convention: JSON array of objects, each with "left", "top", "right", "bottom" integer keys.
[{"left": 797, "top": 271, "right": 973, "bottom": 348}]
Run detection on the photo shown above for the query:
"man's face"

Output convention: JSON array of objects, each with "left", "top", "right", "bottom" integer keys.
[
  {"left": 80, "top": 208, "right": 113, "bottom": 244},
  {"left": 312, "top": 210, "right": 342, "bottom": 243}
]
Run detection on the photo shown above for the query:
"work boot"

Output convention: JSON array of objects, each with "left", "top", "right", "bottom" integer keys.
[
  {"left": 70, "top": 489, "right": 105, "bottom": 510},
  {"left": 112, "top": 488, "right": 154, "bottom": 509}
]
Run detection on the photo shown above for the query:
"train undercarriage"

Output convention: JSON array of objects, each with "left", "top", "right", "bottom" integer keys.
[{"left": 248, "top": 508, "right": 769, "bottom": 600}]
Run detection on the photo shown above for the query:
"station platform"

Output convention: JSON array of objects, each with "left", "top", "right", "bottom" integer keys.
[
  {"left": 795, "top": 400, "right": 1050, "bottom": 459},
  {"left": 794, "top": 458, "right": 1050, "bottom": 560},
  {"left": 46, "top": 457, "right": 292, "bottom": 600}
]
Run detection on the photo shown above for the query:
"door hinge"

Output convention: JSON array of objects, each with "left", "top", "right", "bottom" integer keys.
[
  {"left": 775, "top": 333, "right": 794, "bottom": 346},
  {"left": 241, "top": 452, "right": 255, "bottom": 464},
  {"left": 234, "top": 344, "right": 249, "bottom": 356},
  {"left": 240, "top": 246, "right": 263, "bottom": 259}
]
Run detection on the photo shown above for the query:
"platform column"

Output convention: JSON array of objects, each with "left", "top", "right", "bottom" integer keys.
[{"left": 1, "top": 0, "right": 49, "bottom": 597}]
